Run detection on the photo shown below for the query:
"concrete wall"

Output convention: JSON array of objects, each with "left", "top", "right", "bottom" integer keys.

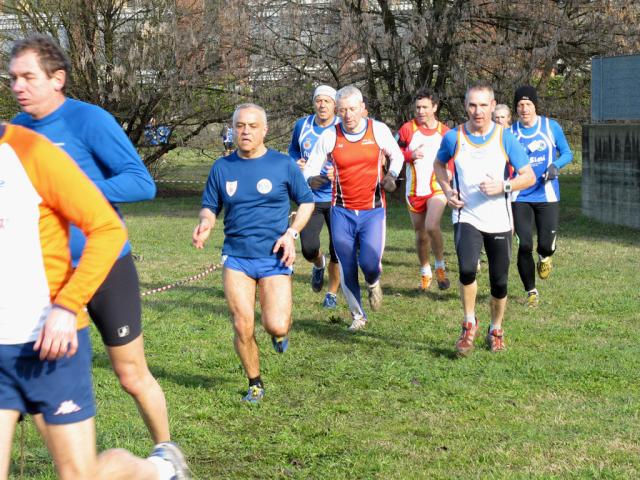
[
  {"left": 592, "top": 55, "right": 640, "bottom": 122},
  {"left": 582, "top": 125, "right": 640, "bottom": 229}
]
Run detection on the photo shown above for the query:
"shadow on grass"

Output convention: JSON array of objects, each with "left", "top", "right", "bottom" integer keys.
[
  {"left": 293, "top": 318, "right": 460, "bottom": 361},
  {"left": 93, "top": 353, "right": 228, "bottom": 390},
  {"left": 383, "top": 285, "right": 465, "bottom": 301}
]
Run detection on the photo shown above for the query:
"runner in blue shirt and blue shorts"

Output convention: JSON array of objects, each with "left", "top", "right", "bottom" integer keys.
[{"left": 193, "top": 103, "right": 314, "bottom": 403}]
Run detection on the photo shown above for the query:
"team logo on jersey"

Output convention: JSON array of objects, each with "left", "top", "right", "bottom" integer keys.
[
  {"left": 303, "top": 138, "right": 312, "bottom": 151},
  {"left": 527, "top": 140, "right": 547, "bottom": 153},
  {"left": 256, "top": 178, "right": 272, "bottom": 194},
  {"left": 226, "top": 180, "right": 238, "bottom": 196},
  {"left": 362, "top": 139, "right": 375, "bottom": 145}
]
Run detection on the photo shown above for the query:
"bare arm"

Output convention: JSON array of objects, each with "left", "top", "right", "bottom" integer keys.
[
  {"left": 192, "top": 207, "right": 217, "bottom": 249},
  {"left": 272, "top": 202, "right": 314, "bottom": 267},
  {"left": 479, "top": 164, "right": 536, "bottom": 196},
  {"left": 434, "top": 159, "right": 464, "bottom": 209}
]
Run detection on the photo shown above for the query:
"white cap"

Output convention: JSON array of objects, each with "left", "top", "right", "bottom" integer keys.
[{"left": 313, "top": 85, "right": 337, "bottom": 102}]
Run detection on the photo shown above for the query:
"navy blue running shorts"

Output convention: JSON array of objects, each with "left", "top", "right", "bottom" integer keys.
[{"left": 0, "top": 327, "right": 96, "bottom": 425}]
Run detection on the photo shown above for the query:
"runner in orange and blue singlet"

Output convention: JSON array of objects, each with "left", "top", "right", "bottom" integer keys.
[{"left": 304, "top": 86, "right": 403, "bottom": 332}]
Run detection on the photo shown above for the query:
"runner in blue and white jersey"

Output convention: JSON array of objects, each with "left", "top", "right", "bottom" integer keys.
[
  {"left": 289, "top": 85, "right": 341, "bottom": 309},
  {"left": 510, "top": 85, "right": 573, "bottom": 307},
  {"left": 194, "top": 103, "right": 314, "bottom": 403},
  {"left": 434, "top": 83, "right": 535, "bottom": 356}
]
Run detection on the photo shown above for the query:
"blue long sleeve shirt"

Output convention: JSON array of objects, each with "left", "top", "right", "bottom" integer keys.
[{"left": 13, "top": 98, "right": 156, "bottom": 263}]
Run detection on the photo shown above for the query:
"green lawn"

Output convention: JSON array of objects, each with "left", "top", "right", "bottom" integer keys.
[{"left": 9, "top": 174, "right": 640, "bottom": 479}]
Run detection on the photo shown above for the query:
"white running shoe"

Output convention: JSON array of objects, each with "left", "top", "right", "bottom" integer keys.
[{"left": 348, "top": 313, "right": 368, "bottom": 332}]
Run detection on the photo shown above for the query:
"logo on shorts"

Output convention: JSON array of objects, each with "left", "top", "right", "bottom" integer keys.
[
  {"left": 117, "top": 325, "right": 130, "bottom": 338},
  {"left": 54, "top": 400, "right": 81, "bottom": 415},
  {"left": 226, "top": 181, "right": 238, "bottom": 197},
  {"left": 256, "top": 178, "right": 272, "bottom": 194}
]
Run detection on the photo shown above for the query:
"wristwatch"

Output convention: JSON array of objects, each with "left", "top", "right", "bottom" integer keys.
[
  {"left": 287, "top": 228, "right": 299, "bottom": 240},
  {"left": 503, "top": 180, "right": 513, "bottom": 193}
]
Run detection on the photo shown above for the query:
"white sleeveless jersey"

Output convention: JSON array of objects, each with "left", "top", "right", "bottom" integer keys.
[
  {"left": 451, "top": 125, "right": 512, "bottom": 233},
  {"left": 404, "top": 123, "right": 446, "bottom": 197},
  {"left": 0, "top": 143, "right": 51, "bottom": 343}
]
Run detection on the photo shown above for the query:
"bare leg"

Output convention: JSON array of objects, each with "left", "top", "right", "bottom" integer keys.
[
  {"left": 460, "top": 281, "right": 477, "bottom": 318},
  {"left": 489, "top": 296, "right": 507, "bottom": 330},
  {"left": 106, "top": 335, "right": 170, "bottom": 444},
  {"left": 312, "top": 251, "right": 324, "bottom": 268},
  {"left": 258, "top": 275, "right": 293, "bottom": 338},
  {"left": 327, "top": 261, "right": 341, "bottom": 294},
  {"left": 223, "top": 268, "right": 259, "bottom": 378},
  {"left": 425, "top": 195, "right": 447, "bottom": 263},
  {"left": 46, "top": 418, "right": 159, "bottom": 480},
  {"left": 0, "top": 410, "right": 20, "bottom": 480},
  {"left": 409, "top": 210, "right": 430, "bottom": 267}
]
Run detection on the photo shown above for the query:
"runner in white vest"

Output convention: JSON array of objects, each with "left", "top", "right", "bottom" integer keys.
[{"left": 434, "top": 83, "right": 535, "bottom": 356}]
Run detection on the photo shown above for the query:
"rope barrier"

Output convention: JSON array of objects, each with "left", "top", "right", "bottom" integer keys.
[
  {"left": 155, "top": 179, "right": 206, "bottom": 185},
  {"left": 140, "top": 263, "right": 222, "bottom": 297}
]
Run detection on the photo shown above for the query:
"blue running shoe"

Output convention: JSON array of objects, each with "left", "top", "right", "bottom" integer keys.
[
  {"left": 242, "top": 385, "right": 265, "bottom": 403},
  {"left": 149, "top": 441, "right": 191, "bottom": 480},
  {"left": 323, "top": 292, "right": 338, "bottom": 309},
  {"left": 311, "top": 257, "right": 325, "bottom": 292},
  {"left": 271, "top": 335, "right": 289, "bottom": 353}
]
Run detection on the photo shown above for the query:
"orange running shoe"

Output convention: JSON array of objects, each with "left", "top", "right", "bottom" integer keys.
[
  {"left": 455, "top": 319, "right": 479, "bottom": 357},
  {"left": 486, "top": 328, "right": 506, "bottom": 353},
  {"left": 420, "top": 274, "right": 432, "bottom": 291},
  {"left": 435, "top": 267, "right": 450, "bottom": 290}
]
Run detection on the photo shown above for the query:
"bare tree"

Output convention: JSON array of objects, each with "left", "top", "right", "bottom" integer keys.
[
  {"left": 238, "top": 0, "right": 640, "bottom": 136},
  {"left": 1, "top": 0, "right": 242, "bottom": 167}
]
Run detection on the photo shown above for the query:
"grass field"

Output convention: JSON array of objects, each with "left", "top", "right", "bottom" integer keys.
[{"left": 9, "top": 165, "right": 640, "bottom": 479}]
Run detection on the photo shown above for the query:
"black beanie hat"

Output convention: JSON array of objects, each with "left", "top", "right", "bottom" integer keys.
[{"left": 514, "top": 85, "right": 538, "bottom": 111}]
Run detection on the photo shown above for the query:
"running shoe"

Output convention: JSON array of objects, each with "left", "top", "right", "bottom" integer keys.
[
  {"left": 455, "top": 319, "right": 479, "bottom": 357},
  {"left": 420, "top": 274, "right": 432, "bottom": 291},
  {"left": 435, "top": 267, "right": 450, "bottom": 290},
  {"left": 271, "top": 335, "right": 288, "bottom": 353},
  {"left": 537, "top": 257, "right": 553, "bottom": 280},
  {"left": 526, "top": 290, "right": 539, "bottom": 308},
  {"left": 311, "top": 258, "right": 325, "bottom": 292},
  {"left": 486, "top": 327, "right": 506, "bottom": 353},
  {"left": 149, "top": 442, "right": 191, "bottom": 480},
  {"left": 322, "top": 292, "right": 338, "bottom": 309},
  {"left": 367, "top": 282, "right": 383, "bottom": 311},
  {"left": 242, "top": 385, "right": 265, "bottom": 403},
  {"left": 348, "top": 313, "right": 368, "bottom": 332}
]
